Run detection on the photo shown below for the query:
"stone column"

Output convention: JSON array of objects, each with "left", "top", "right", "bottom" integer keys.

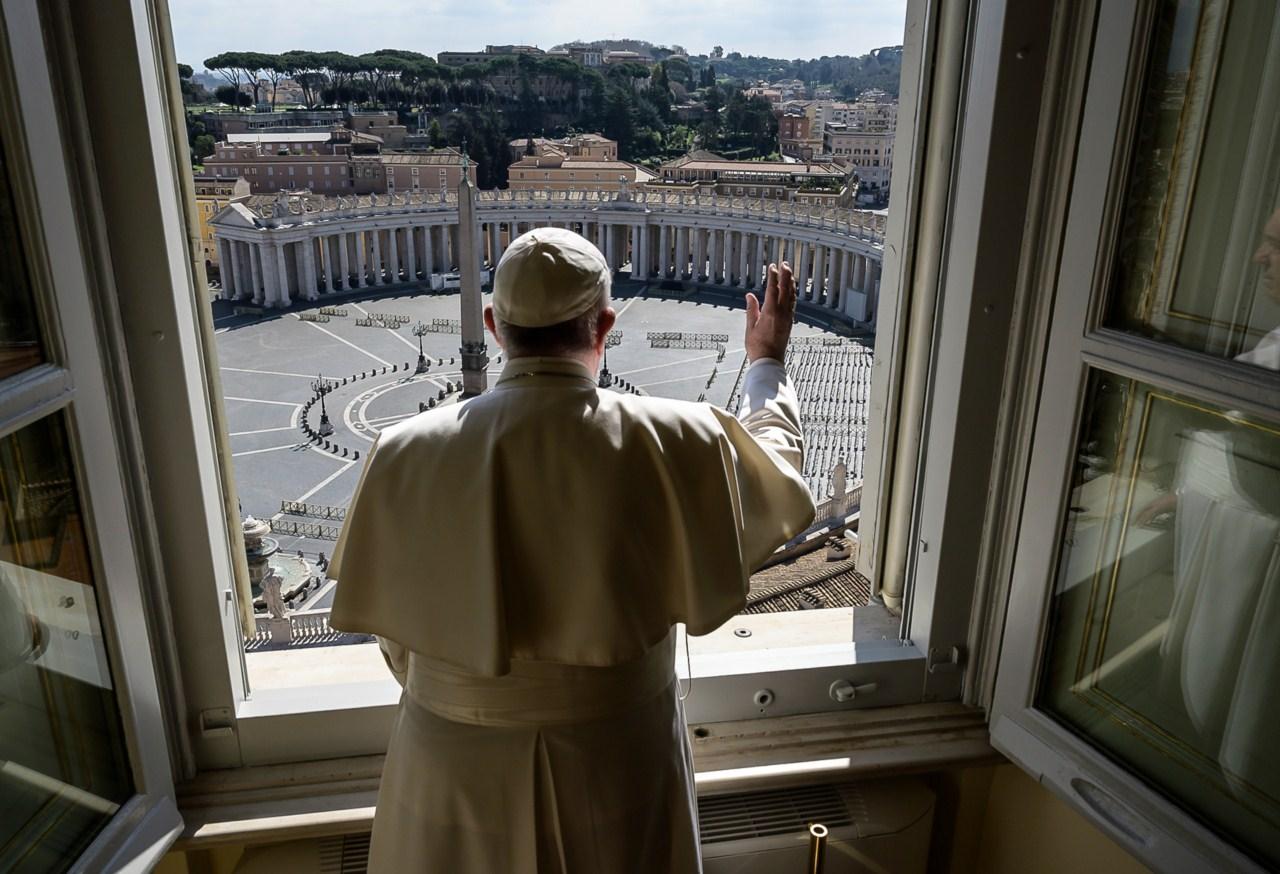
[
  {"left": 228, "top": 239, "right": 246, "bottom": 299},
  {"left": 390, "top": 227, "right": 403, "bottom": 284},
  {"left": 458, "top": 176, "right": 489, "bottom": 397},
  {"left": 630, "top": 224, "right": 644, "bottom": 279},
  {"left": 488, "top": 222, "right": 500, "bottom": 269},
  {"left": 355, "top": 231, "right": 368, "bottom": 288},
  {"left": 796, "top": 242, "right": 811, "bottom": 301},
  {"left": 674, "top": 226, "right": 688, "bottom": 280},
  {"left": 756, "top": 234, "right": 768, "bottom": 286},
  {"left": 658, "top": 225, "right": 670, "bottom": 277},
  {"left": 301, "top": 238, "right": 319, "bottom": 301},
  {"left": 405, "top": 226, "right": 417, "bottom": 281},
  {"left": 423, "top": 225, "right": 435, "bottom": 277},
  {"left": 371, "top": 228, "right": 385, "bottom": 286},
  {"left": 337, "top": 233, "right": 350, "bottom": 290},
  {"left": 275, "top": 243, "right": 291, "bottom": 305},
  {"left": 737, "top": 231, "right": 749, "bottom": 288},
  {"left": 249, "top": 243, "right": 264, "bottom": 304},
  {"left": 216, "top": 238, "right": 232, "bottom": 299},
  {"left": 596, "top": 221, "right": 607, "bottom": 253},
  {"left": 811, "top": 245, "right": 827, "bottom": 304},
  {"left": 827, "top": 248, "right": 842, "bottom": 308},
  {"left": 604, "top": 223, "right": 616, "bottom": 272},
  {"left": 852, "top": 253, "right": 866, "bottom": 301},
  {"left": 320, "top": 237, "right": 334, "bottom": 293}
]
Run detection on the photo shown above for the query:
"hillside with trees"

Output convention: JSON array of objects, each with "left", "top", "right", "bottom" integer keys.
[{"left": 188, "top": 43, "right": 901, "bottom": 185}]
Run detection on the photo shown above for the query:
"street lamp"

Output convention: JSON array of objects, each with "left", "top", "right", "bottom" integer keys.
[
  {"left": 598, "top": 349, "right": 614, "bottom": 389},
  {"left": 412, "top": 321, "right": 430, "bottom": 373},
  {"left": 312, "top": 374, "right": 334, "bottom": 437}
]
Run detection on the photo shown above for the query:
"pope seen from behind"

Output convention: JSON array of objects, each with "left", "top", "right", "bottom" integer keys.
[{"left": 329, "top": 227, "right": 817, "bottom": 873}]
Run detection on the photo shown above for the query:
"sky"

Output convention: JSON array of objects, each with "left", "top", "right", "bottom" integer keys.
[{"left": 171, "top": 0, "right": 908, "bottom": 71}]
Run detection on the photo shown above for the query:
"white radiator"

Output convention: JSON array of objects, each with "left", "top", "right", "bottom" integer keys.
[{"left": 699, "top": 778, "right": 934, "bottom": 874}]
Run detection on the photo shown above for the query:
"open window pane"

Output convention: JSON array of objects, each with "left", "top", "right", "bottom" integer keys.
[
  {"left": 166, "top": 11, "right": 913, "bottom": 695},
  {"left": 0, "top": 413, "right": 134, "bottom": 874},
  {"left": 1038, "top": 370, "right": 1280, "bottom": 867},
  {"left": 1106, "top": 0, "right": 1280, "bottom": 369}
]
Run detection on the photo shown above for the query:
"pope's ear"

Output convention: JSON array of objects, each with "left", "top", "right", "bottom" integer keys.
[
  {"left": 597, "top": 307, "right": 617, "bottom": 340},
  {"left": 483, "top": 305, "right": 499, "bottom": 338}
]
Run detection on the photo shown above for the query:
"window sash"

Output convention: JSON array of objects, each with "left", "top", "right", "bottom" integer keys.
[
  {"left": 990, "top": 0, "right": 1277, "bottom": 870},
  {"left": 0, "top": 0, "right": 180, "bottom": 867}
]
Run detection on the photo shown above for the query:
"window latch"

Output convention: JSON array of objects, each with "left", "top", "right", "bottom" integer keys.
[
  {"left": 828, "top": 679, "right": 878, "bottom": 703},
  {"left": 927, "top": 645, "right": 965, "bottom": 674}
]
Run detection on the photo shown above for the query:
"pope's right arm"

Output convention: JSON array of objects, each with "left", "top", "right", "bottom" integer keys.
[{"left": 736, "top": 357, "right": 804, "bottom": 474}]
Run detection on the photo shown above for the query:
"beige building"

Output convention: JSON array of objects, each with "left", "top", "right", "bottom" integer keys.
[
  {"left": 823, "top": 126, "right": 895, "bottom": 201},
  {"left": 651, "top": 151, "right": 855, "bottom": 205},
  {"left": 192, "top": 175, "right": 250, "bottom": 270},
  {"left": 507, "top": 153, "right": 656, "bottom": 192},
  {"left": 508, "top": 133, "right": 618, "bottom": 163},
  {"left": 346, "top": 111, "right": 407, "bottom": 148},
  {"left": 365, "top": 149, "right": 476, "bottom": 195}
]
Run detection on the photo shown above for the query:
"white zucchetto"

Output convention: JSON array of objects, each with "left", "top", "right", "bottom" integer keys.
[{"left": 492, "top": 228, "right": 611, "bottom": 328}]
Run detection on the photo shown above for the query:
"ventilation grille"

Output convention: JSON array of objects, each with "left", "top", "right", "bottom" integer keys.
[
  {"left": 318, "top": 833, "right": 371, "bottom": 874},
  {"left": 698, "top": 784, "right": 854, "bottom": 844}
]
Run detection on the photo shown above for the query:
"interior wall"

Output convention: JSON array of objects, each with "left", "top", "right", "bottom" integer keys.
[{"left": 936, "top": 764, "right": 1152, "bottom": 874}]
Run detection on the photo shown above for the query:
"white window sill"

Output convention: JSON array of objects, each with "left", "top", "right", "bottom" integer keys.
[{"left": 175, "top": 701, "right": 995, "bottom": 850}]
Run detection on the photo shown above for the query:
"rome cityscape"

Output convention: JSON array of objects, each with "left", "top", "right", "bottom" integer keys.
[{"left": 182, "top": 34, "right": 901, "bottom": 652}]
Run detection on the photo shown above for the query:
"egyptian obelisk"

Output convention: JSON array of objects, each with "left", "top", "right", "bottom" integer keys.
[{"left": 457, "top": 154, "right": 488, "bottom": 397}]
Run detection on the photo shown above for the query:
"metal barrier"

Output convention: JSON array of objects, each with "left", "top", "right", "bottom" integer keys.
[
  {"left": 279, "top": 500, "right": 347, "bottom": 521},
  {"left": 269, "top": 518, "right": 342, "bottom": 540}
]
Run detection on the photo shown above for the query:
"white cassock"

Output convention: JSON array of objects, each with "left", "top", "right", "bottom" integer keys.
[{"left": 330, "top": 354, "right": 815, "bottom": 873}]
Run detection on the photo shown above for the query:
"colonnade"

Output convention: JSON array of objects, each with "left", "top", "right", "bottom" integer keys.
[{"left": 214, "top": 206, "right": 883, "bottom": 326}]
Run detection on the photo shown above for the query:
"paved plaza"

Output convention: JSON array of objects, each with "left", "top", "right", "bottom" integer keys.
[{"left": 215, "top": 279, "right": 870, "bottom": 614}]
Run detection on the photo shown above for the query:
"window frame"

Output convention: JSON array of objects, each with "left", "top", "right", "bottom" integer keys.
[
  {"left": 989, "top": 0, "right": 1280, "bottom": 871},
  {"left": 73, "top": 0, "right": 1055, "bottom": 790},
  {"left": 0, "top": 1, "right": 182, "bottom": 868}
]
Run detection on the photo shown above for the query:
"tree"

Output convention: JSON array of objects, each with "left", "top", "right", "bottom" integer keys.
[
  {"left": 428, "top": 119, "right": 445, "bottom": 148},
  {"left": 192, "top": 133, "right": 216, "bottom": 161},
  {"left": 648, "top": 62, "right": 671, "bottom": 121},
  {"left": 711, "top": 46, "right": 724, "bottom": 59},
  {"left": 214, "top": 84, "right": 251, "bottom": 108},
  {"left": 603, "top": 86, "right": 635, "bottom": 157},
  {"left": 280, "top": 50, "right": 327, "bottom": 107},
  {"left": 258, "top": 54, "right": 288, "bottom": 108},
  {"left": 524, "top": 135, "right": 536, "bottom": 156},
  {"left": 204, "top": 52, "right": 248, "bottom": 107}
]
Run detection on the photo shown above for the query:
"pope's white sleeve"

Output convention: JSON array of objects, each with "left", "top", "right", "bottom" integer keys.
[{"left": 736, "top": 357, "right": 804, "bottom": 475}]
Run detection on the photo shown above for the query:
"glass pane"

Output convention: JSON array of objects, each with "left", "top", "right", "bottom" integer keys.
[
  {"left": 1039, "top": 371, "right": 1280, "bottom": 866},
  {"left": 1107, "top": 0, "right": 1280, "bottom": 369},
  {"left": 0, "top": 137, "right": 46, "bottom": 379},
  {"left": 0, "top": 415, "right": 133, "bottom": 873}
]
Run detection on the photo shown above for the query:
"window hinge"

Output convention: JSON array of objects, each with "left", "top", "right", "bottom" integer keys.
[
  {"left": 927, "top": 645, "right": 965, "bottom": 674},
  {"left": 199, "top": 707, "right": 236, "bottom": 740}
]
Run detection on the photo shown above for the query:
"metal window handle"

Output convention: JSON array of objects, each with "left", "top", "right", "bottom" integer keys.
[{"left": 828, "top": 680, "right": 878, "bottom": 702}]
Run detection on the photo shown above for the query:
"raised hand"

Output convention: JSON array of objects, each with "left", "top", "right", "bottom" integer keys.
[{"left": 744, "top": 261, "right": 797, "bottom": 363}]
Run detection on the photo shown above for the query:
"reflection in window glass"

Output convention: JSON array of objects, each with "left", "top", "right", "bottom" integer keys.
[
  {"left": 0, "top": 415, "right": 132, "bottom": 874},
  {"left": 1039, "top": 372, "right": 1280, "bottom": 867},
  {"left": 1107, "top": 0, "right": 1280, "bottom": 369},
  {"left": 0, "top": 139, "right": 45, "bottom": 380}
]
